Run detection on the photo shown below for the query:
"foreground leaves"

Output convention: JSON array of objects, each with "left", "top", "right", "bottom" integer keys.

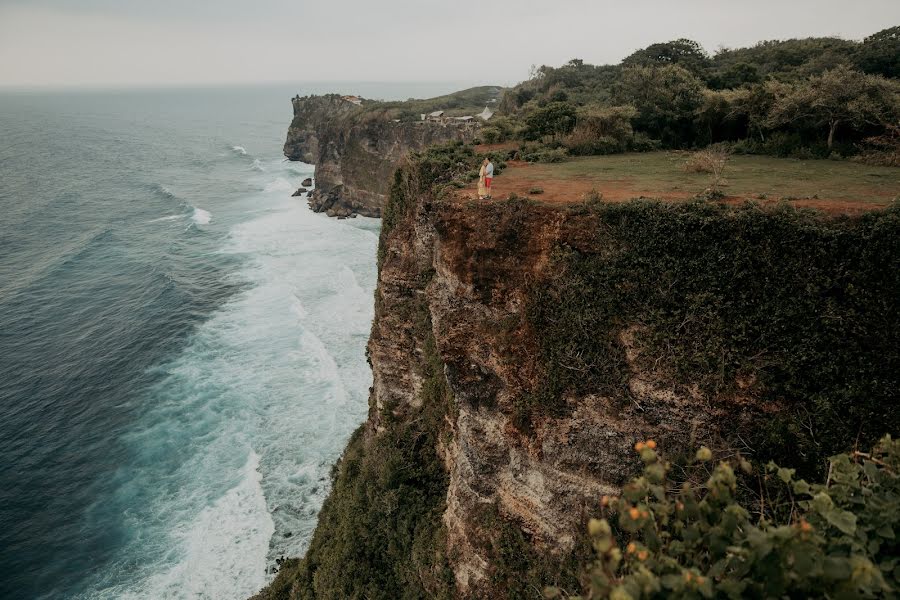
[{"left": 547, "top": 436, "right": 899, "bottom": 599}]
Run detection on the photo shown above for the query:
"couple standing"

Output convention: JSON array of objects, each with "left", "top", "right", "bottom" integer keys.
[{"left": 478, "top": 158, "right": 494, "bottom": 200}]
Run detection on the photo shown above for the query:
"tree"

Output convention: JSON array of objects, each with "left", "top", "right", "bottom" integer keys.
[
  {"left": 768, "top": 66, "right": 900, "bottom": 148},
  {"left": 855, "top": 26, "right": 900, "bottom": 79},
  {"left": 622, "top": 39, "right": 711, "bottom": 77},
  {"left": 728, "top": 83, "right": 779, "bottom": 141},
  {"left": 708, "top": 62, "right": 761, "bottom": 90},
  {"left": 613, "top": 65, "right": 706, "bottom": 147},
  {"left": 523, "top": 101, "right": 578, "bottom": 141},
  {"left": 565, "top": 105, "right": 637, "bottom": 155}
]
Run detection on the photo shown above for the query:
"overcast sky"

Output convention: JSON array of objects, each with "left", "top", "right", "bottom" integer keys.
[{"left": 1, "top": 0, "right": 898, "bottom": 88}]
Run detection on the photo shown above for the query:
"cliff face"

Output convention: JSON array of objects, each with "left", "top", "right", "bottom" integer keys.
[
  {"left": 254, "top": 150, "right": 899, "bottom": 599},
  {"left": 284, "top": 95, "right": 480, "bottom": 218}
]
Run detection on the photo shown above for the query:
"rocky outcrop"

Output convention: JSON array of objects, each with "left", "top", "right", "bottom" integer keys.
[
  {"left": 291, "top": 187, "right": 308, "bottom": 197},
  {"left": 283, "top": 95, "right": 480, "bottom": 217}
]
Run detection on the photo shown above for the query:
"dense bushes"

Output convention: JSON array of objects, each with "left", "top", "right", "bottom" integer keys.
[
  {"left": 495, "top": 26, "right": 900, "bottom": 159},
  {"left": 551, "top": 436, "right": 900, "bottom": 599},
  {"left": 525, "top": 201, "right": 900, "bottom": 475}
]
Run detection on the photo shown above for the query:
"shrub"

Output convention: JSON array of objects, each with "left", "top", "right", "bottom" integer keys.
[
  {"left": 481, "top": 126, "right": 503, "bottom": 144},
  {"left": 566, "top": 134, "right": 625, "bottom": 156},
  {"left": 523, "top": 101, "right": 579, "bottom": 142},
  {"left": 629, "top": 133, "right": 663, "bottom": 153},
  {"left": 520, "top": 144, "right": 569, "bottom": 163},
  {"left": 855, "top": 124, "right": 900, "bottom": 167},
  {"left": 683, "top": 145, "right": 732, "bottom": 194},
  {"left": 529, "top": 187, "right": 545, "bottom": 195},
  {"left": 548, "top": 436, "right": 899, "bottom": 599}
]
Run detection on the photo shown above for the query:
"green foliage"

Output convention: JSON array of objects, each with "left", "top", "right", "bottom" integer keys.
[
  {"left": 710, "top": 37, "right": 859, "bottom": 81},
  {"left": 613, "top": 65, "right": 706, "bottom": 147},
  {"left": 855, "top": 27, "right": 900, "bottom": 79},
  {"left": 766, "top": 66, "right": 900, "bottom": 149},
  {"left": 564, "top": 106, "right": 636, "bottom": 155},
  {"left": 622, "top": 39, "right": 711, "bottom": 78},
  {"left": 549, "top": 436, "right": 900, "bottom": 599},
  {"left": 496, "top": 26, "right": 899, "bottom": 158},
  {"left": 524, "top": 101, "right": 579, "bottom": 141},
  {"left": 525, "top": 201, "right": 900, "bottom": 473},
  {"left": 519, "top": 143, "right": 569, "bottom": 163},
  {"left": 481, "top": 126, "right": 503, "bottom": 144}
]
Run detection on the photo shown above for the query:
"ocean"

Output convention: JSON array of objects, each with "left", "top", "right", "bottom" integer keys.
[{"left": 0, "top": 82, "right": 465, "bottom": 599}]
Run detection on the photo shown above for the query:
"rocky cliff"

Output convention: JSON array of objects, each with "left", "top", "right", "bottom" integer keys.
[
  {"left": 284, "top": 95, "right": 482, "bottom": 218},
  {"left": 253, "top": 147, "right": 899, "bottom": 599}
]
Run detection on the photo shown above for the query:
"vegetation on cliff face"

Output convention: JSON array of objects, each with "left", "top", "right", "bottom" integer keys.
[
  {"left": 525, "top": 200, "right": 900, "bottom": 475},
  {"left": 556, "top": 436, "right": 900, "bottom": 599}
]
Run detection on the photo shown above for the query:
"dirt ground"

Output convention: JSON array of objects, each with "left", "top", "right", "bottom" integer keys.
[{"left": 463, "top": 152, "right": 898, "bottom": 215}]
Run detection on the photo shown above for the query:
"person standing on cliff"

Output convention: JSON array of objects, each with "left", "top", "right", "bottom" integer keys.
[
  {"left": 478, "top": 158, "right": 488, "bottom": 200},
  {"left": 485, "top": 158, "right": 494, "bottom": 199}
]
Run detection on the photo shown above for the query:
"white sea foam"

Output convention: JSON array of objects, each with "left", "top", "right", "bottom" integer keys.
[
  {"left": 263, "top": 178, "right": 293, "bottom": 193},
  {"left": 231, "top": 145, "right": 248, "bottom": 155},
  {"left": 105, "top": 454, "right": 274, "bottom": 600},
  {"left": 251, "top": 158, "right": 265, "bottom": 172},
  {"left": 191, "top": 208, "right": 212, "bottom": 225},
  {"left": 148, "top": 214, "right": 182, "bottom": 223}
]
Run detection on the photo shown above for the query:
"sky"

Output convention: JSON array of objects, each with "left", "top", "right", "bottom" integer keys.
[{"left": 1, "top": 0, "right": 898, "bottom": 88}]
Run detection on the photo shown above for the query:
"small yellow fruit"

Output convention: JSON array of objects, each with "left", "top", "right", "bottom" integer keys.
[
  {"left": 628, "top": 507, "right": 640, "bottom": 520},
  {"left": 646, "top": 439, "right": 657, "bottom": 449},
  {"left": 634, "top": 441, "right": 645, "bottom": 452},
  {"left": 637, "top": 550, "right": 649, "bottom": 561},
  {"left": 626, "top": 542, "right": 637, "bottom": 554}
]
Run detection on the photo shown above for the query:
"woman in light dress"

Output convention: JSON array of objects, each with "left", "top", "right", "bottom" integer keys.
[{"left": 477, "top": 158, "right": 489, "bottom": 200}]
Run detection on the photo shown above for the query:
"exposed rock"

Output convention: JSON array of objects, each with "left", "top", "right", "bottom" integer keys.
[
  {"left": 284, "top": 94, "right": 481, "bottom": 218},
  {"left": 301, "top": 177, "right": 313, "bottom": 187},
  {"left": 291, "top": 187, "right": 308, "bottom": 197}
]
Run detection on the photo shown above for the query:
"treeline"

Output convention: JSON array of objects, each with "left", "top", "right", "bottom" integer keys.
[{"left": 487, "top": 27, "right": 900, "bottom": 164}]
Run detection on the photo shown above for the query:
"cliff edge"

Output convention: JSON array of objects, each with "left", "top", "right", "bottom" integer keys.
[
  {"left": 284, "top": 90, "right": 499, "bottom": 217},
  {"left": 254, "top": 145, "right": 899, "bottom": 599}
]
